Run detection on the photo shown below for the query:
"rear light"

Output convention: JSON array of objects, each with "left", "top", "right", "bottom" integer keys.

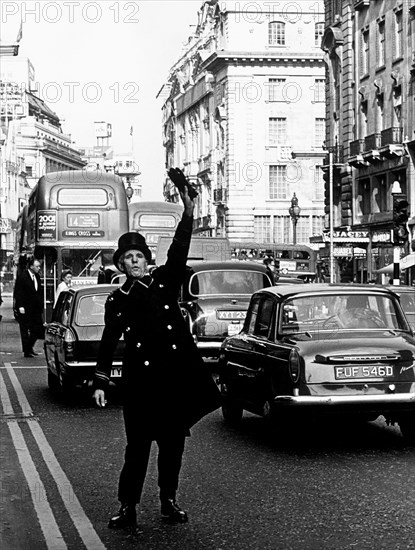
[
  {"left": 288, "top": 349, "right": 300, "bottom": 383},
  {"left": 64, "top": 328, "right": 77, "bottom": 358}
]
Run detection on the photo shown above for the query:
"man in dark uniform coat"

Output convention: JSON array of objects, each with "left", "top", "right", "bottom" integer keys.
[
  {"left": 13, "top": 257, "right": 44, "bottom": 358},
  {"left": 92, "top": 175, "right": 221, "bottom": 529}
]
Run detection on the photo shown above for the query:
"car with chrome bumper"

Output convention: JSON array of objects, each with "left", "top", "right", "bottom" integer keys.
[
  {"left": 218, "top": 284, "right": 415, "bottom": 443},
  {"left": 179, "top": 260, "right": 273, "bottom": 358},
  {"left": 44, "top": 284, "right": 124, "bottom": 395}
]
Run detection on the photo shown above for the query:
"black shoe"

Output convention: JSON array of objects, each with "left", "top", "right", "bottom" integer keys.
[
  {"left": 30, "top": 349, "right": 39, "bottom": 356},
  {"left": 108, "top": 504, "right": 137, "bottom": 529},
  {"left": 160, "top": 499, "right": 188, "bottom": 523},
  {"left": 24, "top": 353, "right": 35, "bottom": 358}
]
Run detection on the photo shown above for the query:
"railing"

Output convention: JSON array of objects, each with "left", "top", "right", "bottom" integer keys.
[
  {"left": 350, "top": 139, "right": 365, "bottom": 156},
  {"left": 381, "top": 127, "right": 403, "bottom": 146},
  {"left": 365, "top": 133, "right": 382, "bottom": 151}
]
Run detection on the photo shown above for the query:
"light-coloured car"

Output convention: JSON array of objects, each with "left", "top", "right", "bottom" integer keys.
[{"left": 218, "top": 284, "right": 415, "bottom": 443}]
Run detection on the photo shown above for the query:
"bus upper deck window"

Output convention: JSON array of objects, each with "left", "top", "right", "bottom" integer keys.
[{"left": 54, "top": 188, "right": 110, "bottom": 207}]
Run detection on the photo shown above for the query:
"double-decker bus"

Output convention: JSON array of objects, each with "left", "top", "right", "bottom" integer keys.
[
  {"left": 17, "top": 170, "right": 129, "bottom": 320},
  {"left": 229, "top": 241, "right": 317, "bottom": 281},
  {"left": 128, "top": 201, "right": 183, "bottom": 260}
]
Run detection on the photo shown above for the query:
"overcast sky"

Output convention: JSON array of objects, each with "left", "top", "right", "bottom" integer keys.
[{"left": 2, "top": 0, "right": 202, "bottom": 199}]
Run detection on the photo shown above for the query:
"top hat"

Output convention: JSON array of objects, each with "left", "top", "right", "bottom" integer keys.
[{"left": 113, "top": 232, "right": 152, "bottom": 269}]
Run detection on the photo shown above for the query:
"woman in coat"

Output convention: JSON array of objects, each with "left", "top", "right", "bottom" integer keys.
[{"left": 92, "top": 171, "right": 220, "bottom": 530}]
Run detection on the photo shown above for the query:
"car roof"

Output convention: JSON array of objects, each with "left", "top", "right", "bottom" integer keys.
[
  {"left": 255, "top": 283, "right": 400, "bottom": 299},
  {"left": 186, "top": 260, "right": 269, "bottom": 273},
  {"left": 65, "top": 284, "right": 118, "bottom": 296}
]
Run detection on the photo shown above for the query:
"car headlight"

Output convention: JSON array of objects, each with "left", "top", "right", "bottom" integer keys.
[{"left": 288, "top": 349, "right": 301, "bottom": 383}]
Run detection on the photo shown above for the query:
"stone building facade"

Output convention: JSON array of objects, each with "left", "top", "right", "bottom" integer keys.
[
  {"left": 322, "top": 0, "right": 414, "bottom": 282},
  {"left": 160, "top": 0, "right": 326, "bottom": 244}
]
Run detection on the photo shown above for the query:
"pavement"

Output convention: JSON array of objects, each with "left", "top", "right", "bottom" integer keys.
[{"left": 0, "top": 293, "right": 49, "bottom": 550}]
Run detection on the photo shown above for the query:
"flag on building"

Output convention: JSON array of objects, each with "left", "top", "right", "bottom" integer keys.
[
  {"left": 130, "top": 125, "right": 133, "bottom": 136},
  {"left": 16, "top": 20, "right": 23, "bottom": 43}
]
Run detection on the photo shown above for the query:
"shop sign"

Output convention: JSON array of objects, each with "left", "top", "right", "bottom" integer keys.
[
  {"left": 372, "top": 231, "right": 392, "bottom": 243},
  {"left": 334, "top": 247, "right": 366, "bottom": 258},
  {"left": 0, "top": 218, "right": 12, "bottom": 234}
]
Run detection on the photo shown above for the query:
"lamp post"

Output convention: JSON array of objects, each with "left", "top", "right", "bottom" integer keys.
[
  {"left": 391, "top": 180, "right": 404, "bottom": 286},
  {"left": 288, "top": 193, "right": 301, "bottom": 245},
  {"left": 126, "top": 182, "right": 134, "bottom": 203}
]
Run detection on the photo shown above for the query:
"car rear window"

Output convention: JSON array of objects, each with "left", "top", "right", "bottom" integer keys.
[
  {"left": 280, "top": 293, "right": 410, "bottom": 333},
  {"left": 189, "top": 270, "right": 270, "bottom": 296},
  {"left": 75, "top": 294, "right": 108, "bottom": 326}
]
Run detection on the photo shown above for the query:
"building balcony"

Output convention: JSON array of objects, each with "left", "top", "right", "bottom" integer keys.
[
  {"left": 213, "top": 188, "right": 228, "bottom": 205},
  {"left": 381, "top": 127, "right": 402, "bottom": 146},
  {"left": 198, "top": 154, "right": 212, "bottom": 174},
  {"left": 365, "top": 133, "right": 382, "bottom": 151},
  {"left": 379, "top": 127, "right": 405, "bottom": 159},
  {"left": 350, "top": 139, "right": 365, "bottom": 156}
]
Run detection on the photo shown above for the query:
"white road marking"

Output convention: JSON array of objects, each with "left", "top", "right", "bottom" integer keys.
[
  {"left": 0, "top": 369, "right": 67, "bottom": 550},
  {"left": 0, "top": 365, "right": 47, "bottom": 369},
  {"left": 3, "top": 364, "right": 107, "bottom": 550}
]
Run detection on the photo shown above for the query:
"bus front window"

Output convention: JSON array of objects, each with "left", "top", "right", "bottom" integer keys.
[{"left": 62, "top": 249, "right": 114, "bottom": 278}]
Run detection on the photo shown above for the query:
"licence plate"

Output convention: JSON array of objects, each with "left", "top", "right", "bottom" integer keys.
[
  {"left": 228, "top": 323, "right": 243, "bottom": 336},
  {"left": 111, "top": 367, "right": 122, "bottom": 378},
  {"left": 218, "top": 311, "right": 246, "bottom": 320},
  {"left": 334, "top": 365, "right": 393, "bottom": 379}
]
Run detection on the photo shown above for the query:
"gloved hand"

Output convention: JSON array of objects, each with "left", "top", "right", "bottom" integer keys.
[{"left": 167, "top": 167, "right": 198, "bottom": 200}]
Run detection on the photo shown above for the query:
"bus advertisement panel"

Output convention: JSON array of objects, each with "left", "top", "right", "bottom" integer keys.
[
  {"left": 128, "top": 201, "right": 183, "bottom": 260},
  {"left": 18, "top": 170, "right": 129, "bottom": 320}
]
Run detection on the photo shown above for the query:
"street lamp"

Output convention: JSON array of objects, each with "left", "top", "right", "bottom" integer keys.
[
  {"left": 126, "top": 182, "right": 134, "bottom": 203},
  {"left": 288, "top": 193, "right": 301, "bottom": 245}
]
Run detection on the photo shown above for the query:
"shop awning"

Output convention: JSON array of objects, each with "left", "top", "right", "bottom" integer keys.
[{"left": 376, "top": 253, "right": 415, "bottom": 274}]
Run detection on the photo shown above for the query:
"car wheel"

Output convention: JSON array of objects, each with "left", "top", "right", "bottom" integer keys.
[
  {"left": 220, "top": 383, "right": 243, "bottom": 425},
  {"left": 399, "top": 416, "right": 415, "bottom": 445}
]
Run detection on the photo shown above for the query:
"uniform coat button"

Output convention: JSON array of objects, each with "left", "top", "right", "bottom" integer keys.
[
  {"left": 167, "top": 325, "right": 172, "bottom": 330},
  {"left": 144, "top": 361, "right": 149, "bottom": 366},
  {"left": 164, "top": 305, "right": 169, "bottom": 309},
  {"left": 172, "top": 344, "right": 177, "bottom": 350},
  {"left": 136, "top": 342, "right": 141, "bottom": 348}
]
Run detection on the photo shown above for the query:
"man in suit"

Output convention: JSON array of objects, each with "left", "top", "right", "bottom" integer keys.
[
  {"left": 92, "top": 170, "right": 221, "bottom": 530},
  {"left": 13, "top": 257, "right": 44, "bottom": 358}
]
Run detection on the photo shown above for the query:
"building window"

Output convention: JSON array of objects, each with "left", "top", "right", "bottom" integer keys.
[
  {"left": 312, "top": 215, "right": 324, "bottom": 236},
  {"left": 269, "top": 21, "right": 285, "bottom": 46},
  {"left": 26, "top": 166, "right": 33, "bottom": 177},
  {"left": 296, "top": 217, "right": 310, "bottom": 245},
  {"left": 314, "top": 118, "right": 325, "bottom": 148},
  {"left": 315, "top": 22, "right": 324, "bottom": 47},
  {"left": 254, "top": 216, "right": 271, "bottom": 241},
  {"left": 313, "top": 165, "right": 324, "bottom": 200},
  {"left": 269, "top": 165, "right": 287, "bottom": 199},
  {"left": 375, "top": 93, "right": 384, "bottom": 132},
  {"left": 361, "top": 30, "right": 369, "bottom": 75},
  {"left": 377, "top": 20, "right": 385, "bottom": 67},
  {"left": 393, "top": 85, "right": 402, "bottom": 125},
  {"left": 273, "top": 215, "right": 291, "bottom": 243},
  {"left": 360, "top": 100, "right": 368, "bottom": 137},
  {"left": 269, "top": 117, "right": 287, "bottom": 144},
  {"left": 268, "top": 78, "right": 285, "bottom": 102},
  {"left": 313, "top": 78, "right": 325, "bottom": 102},
  {"left": 394, "top": 10, "right": 403, "bottom": 59}
]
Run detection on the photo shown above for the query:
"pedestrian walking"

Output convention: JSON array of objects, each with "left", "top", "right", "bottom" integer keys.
[
  {"left": 92, "top": 168, "right": 221, "bottom": 530},
  {"left": 54, "top": 269, "right": 72, "bottom": 304},
  {"left": 13, "top": 257, "right": 44, "bottom": 358}
]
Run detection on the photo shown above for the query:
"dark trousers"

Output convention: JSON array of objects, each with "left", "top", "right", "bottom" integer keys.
[
  {"left": 118, "top": 407, "right": 186, "bottom": 505},
  {"left": 18, "top": 315, "right": 37, "bottom": 354}
]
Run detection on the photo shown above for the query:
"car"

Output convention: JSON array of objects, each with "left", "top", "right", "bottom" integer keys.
[
  {"left": 218, "top": 283, "right": 415, "bottom": 443},
  {"left": 179, "top": 260, "right": 273, "bottom": 358},
  {"left": 388, "top": 285, "right": 415, "bottom": 332},
  {"left": 44, "top": 284, "right": 124, "bottom": 395}
]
